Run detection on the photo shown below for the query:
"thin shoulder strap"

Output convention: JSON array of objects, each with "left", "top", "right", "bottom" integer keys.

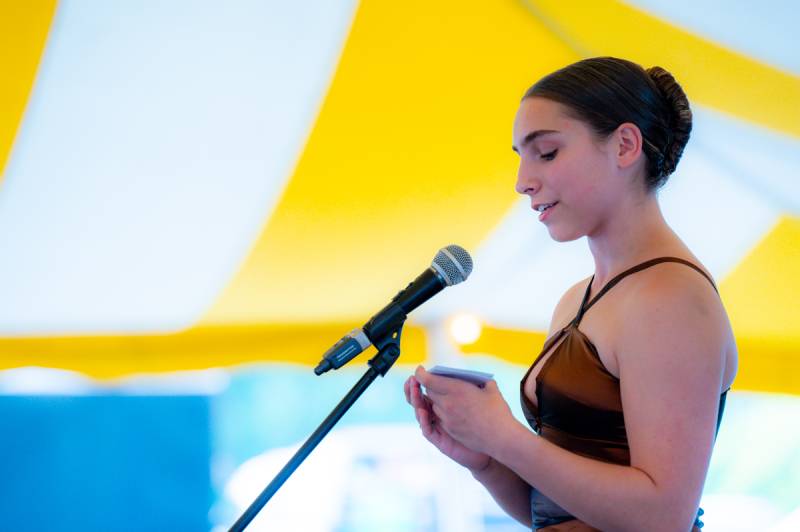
[
  {"left": 573, "top": 257, "right": 717, "bottom": 325},
  {"left": 570, "top": 275, "right": 595, "bottom": 326}
]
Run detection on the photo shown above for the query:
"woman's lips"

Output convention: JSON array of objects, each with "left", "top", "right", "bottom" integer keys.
[{"left": 537, "top": 201, "right": 558, "bottom": 222}]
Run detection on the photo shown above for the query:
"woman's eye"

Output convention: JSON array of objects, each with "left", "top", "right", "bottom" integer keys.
[{"left": 540, "top": 149, "right": 558, "bottom": 161}]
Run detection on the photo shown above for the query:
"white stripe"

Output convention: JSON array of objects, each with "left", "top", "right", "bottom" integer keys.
[
  {"left": 625, "top": 0, "right": 799, "bottom": 75},
  {"left": 0, "top": 0, "right": 358, "bottom": 334}
]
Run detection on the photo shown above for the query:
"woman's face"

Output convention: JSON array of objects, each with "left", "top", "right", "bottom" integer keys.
[{"left": 512, "top": 97, "right": 624, "bottom": 242}]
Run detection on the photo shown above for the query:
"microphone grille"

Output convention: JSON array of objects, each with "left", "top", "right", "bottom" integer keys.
[{"left": 432, "top": 245, "right": 473, "bottom": 286}]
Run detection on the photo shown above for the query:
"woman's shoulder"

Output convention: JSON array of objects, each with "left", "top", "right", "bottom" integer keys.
[
  {"left": 615, "top": 256, "right": 733, "bottom": 365},
  {"left": 619, "top": 256, "right": 720, "bottom": 314},
  {"left": 548, "top": 276, "right": 592, "bottom": 334}
]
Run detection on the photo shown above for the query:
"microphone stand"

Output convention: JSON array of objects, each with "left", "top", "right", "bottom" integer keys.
[{"left": 227, "top": 327, "right": 404, "bottom": 532}]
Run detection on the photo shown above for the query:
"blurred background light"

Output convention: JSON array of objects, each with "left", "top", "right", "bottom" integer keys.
[{"left": 448, "top": 313, "right": 483, "bottom": 346}]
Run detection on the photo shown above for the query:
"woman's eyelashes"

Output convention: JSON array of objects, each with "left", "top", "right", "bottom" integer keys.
[{"left": 540, "top": 149, "right": 558, "bottom": 161}]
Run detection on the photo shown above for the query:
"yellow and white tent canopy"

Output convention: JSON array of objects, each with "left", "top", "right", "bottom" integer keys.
[{"left": 1, "top": 1, "right": 798, "bottom": 393}]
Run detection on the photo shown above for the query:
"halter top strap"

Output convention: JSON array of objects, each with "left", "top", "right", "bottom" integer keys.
[{"left": 572, "top": 257, "right": 717, "bottom": 325}]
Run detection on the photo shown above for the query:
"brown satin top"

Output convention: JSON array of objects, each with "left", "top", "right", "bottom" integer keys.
[{"left": 519, "top": 257, "right": 729, "bottom": 530}]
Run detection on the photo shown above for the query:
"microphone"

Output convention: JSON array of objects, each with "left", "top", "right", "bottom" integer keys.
[{"left": 314, "top": 245, "right": 473, "bottom": 375}]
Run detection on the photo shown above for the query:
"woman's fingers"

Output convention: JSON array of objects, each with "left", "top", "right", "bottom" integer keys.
[
  {"left": 406, "top": 377, "right": 423, "bottom": 409},
  {"left": 422, "top": 393, "right": 433, "bottom": 409},
  {"left": 415, "top": 366, "right": 453, "bottom": 396},
  {"left": 412, "top": 379, "right": 443, "bottom": 427},
  {"left": 430, "top": 401, "right": 446, "bottom": 424},
  {"left": 410, "top": 378, "right": 427, "bottom": 408},
  {"left": 408, "top": 378, "right": 429, "bottom": 423},
  {"left": 407, "top": 374, "right": 446, "bottom": 444},
  {"left": 418, "top": 407, "right": 433, "bottom": 437}
]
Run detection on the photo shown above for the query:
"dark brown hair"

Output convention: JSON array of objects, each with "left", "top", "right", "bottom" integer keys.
[{"left": 523, "top": 57, "right": 692, "bottom": 190}]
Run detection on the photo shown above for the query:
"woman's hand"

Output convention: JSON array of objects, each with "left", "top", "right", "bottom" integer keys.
[
  {"left": 414, "top": 366, "right": 520, "bottom": 456},
  {"left": 404, "top": 373, "right": 491, "bottom": 473},
  {"left": 406, "top": 366, "right": 522, "bottom": 465}
]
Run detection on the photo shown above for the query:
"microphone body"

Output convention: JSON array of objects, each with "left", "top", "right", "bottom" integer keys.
[
  {"left": 314, "top": 245, "right": 472, "bottom": 375},
  {"left": 364, "top": 267, "right": 444, "bottom": 339},
  {"left": 314, "top": 268, "right": 445, "bottom": 375}
]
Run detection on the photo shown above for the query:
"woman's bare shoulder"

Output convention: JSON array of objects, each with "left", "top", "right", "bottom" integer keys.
[
  {"left": 615, "top": 259, "right": 732, "bottom": 373},
  {"left": 618, "top": 259, "right": 737, "bottom": 387},
  {"left": 620, "top": 258, "right": 724, "bottom": 323},
  {"left": 547, "top": 276, "right": 592, "bottom": 335}
]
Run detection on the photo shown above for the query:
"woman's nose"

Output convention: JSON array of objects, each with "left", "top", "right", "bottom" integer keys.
[{"left": 515, "top": 164, "right": 540, "bottom": 196}]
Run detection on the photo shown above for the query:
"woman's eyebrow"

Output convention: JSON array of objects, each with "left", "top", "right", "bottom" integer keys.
[{"left": 512, "top": 129, "right": 559, "bottom": 153}]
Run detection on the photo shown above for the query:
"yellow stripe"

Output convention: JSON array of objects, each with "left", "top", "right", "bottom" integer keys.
[
  {"left": 0, "top": 323, "right": 428, "bottom": 379},
  {"left": 0, "top": 0, "right": 57, "bottom": 182},
  {"left": 460, "top": 325, "right": 547, "bottom": 364},
  {"left": 730, "top": 336, "right": 800, "bottom": 396},
  {"left": 719, "top": 216, "right": 800, "bottom": 339},
  {"left": 459, "top": 324, "right": 800, "bottom": 396},
  {"left": 523, "top": 0, "right": 800, "bottom": 137},
  {"left": 718, "top": 216, "right": 800, "bottom": 394}
]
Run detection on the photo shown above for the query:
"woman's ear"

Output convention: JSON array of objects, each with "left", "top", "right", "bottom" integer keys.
[{"left": 614, "top": 122, "right": 644, "bottom": 170}]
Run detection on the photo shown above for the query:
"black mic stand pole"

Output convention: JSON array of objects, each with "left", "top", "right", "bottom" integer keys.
[{"left": 227, "top": 329, "right": 404, "bottom": 532}]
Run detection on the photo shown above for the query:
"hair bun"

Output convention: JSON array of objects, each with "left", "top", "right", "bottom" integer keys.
[
  {"left": 646, "top": 66, "right": 692, "bottom": 181},
  {"left": 524, "top": 57, "right": 693, "bottom": 190}
]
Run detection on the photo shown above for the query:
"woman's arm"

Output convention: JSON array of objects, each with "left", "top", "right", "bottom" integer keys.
[
  {"left": 491, "top": 422, "right": 671, "bottom": 531},
  {"left": 419, "top": 269, "right": 728, "bottom": 532},
  {"left": 406, "top": 375, "right": 533, "bottom": 527},
  {"left": 471, "top": 456, "right": 532, "bottom": 527}
]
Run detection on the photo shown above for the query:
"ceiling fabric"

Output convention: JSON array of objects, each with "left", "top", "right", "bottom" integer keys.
[{"left": 0, "top": 0, "right": 797, "bottom": 393}]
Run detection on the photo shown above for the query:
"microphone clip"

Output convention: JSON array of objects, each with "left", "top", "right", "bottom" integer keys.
[
  {"left": 362, "top": 297, "right": 405, "bottom": 376},
  {"left": 367, "top": 322, "right": 404, "bottom": 377}
]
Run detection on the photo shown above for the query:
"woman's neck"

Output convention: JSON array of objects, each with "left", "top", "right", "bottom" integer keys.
[{"left": 586, "top": 192, "right": 678, "bottom": 288}]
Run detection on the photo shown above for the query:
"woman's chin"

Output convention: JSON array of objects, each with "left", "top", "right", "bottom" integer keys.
[{"left": 546, "top": 225, "right": 583, "bottom": 243}]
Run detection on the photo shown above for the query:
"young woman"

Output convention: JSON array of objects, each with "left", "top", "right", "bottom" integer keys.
[{"left": 404, "top": 57, "right": 737, "bottom": 531}]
